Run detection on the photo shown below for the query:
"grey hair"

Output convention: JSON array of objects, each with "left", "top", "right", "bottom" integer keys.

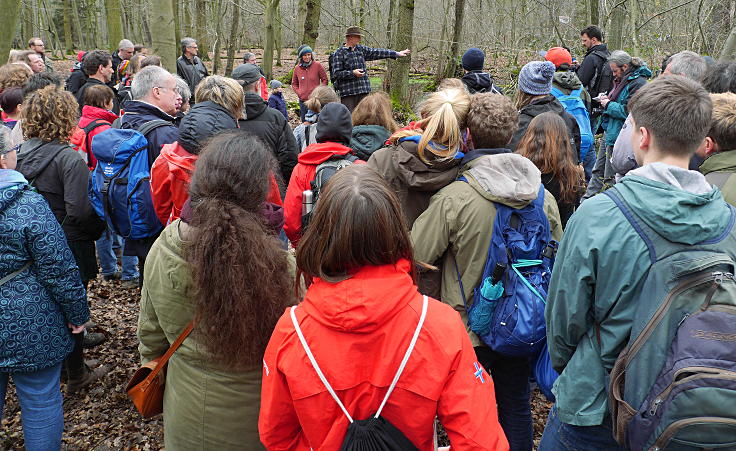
[
  {"left": 667, "top": 51, "right": 707, "bottom": 82},
  {"left": 132, "top": 66, "right": 172, "bottom": 100},
  {"left": 118, "top": 39, "right": 134, "bottom": 51},
  {"left": 608, "top": 50, "right": 643, "bottom": 69},
  {"left": 174, "top": 75, "right": 191, "bottom": 104},
  {"left": 243, "top": 52, "right": 256, "bottom": 62},
  {"left": 0, "top": 126, "right": 11, "bottom": 156},
  {"left": 181, "top": 37, "right": 196, "bottom": 55}
]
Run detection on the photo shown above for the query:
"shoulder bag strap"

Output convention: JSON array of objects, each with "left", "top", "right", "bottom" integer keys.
[
  {"left": 143, "top": 320, "right": 195, "bottom": 383},
  {"left": 0, "top": 262, "right": 32, "bottom": 286},
  {"left": 137, "top": 119, "right": 171, "bottom": 137},
  {"left": 705, "top": 171, "right": 732, "bottom": 190}
]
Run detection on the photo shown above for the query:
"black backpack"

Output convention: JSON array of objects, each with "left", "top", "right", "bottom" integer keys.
[
  {"left": 328, "top": 51, "right": 337, "bottom": 88},
  {"left": 289, "top": 295, "right": 429, "bottom": 450},
  {"left": 589, "top": 49, "right": 613, "bottom": 98}
]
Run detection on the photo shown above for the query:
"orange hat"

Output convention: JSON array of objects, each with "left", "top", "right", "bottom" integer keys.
[{"left": 545, "top": 47, "right": 572, "bottom": 68}]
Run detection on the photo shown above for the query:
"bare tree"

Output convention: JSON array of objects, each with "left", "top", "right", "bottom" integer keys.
[
  {"left": 387, "top": 0, "right": 414, "bottom": 105},
  {"left": 0, "top": 0, "right": 22, "bottom": 62},
  {"left": 150, "top": 0, "right": 177, "bottom": 72}
]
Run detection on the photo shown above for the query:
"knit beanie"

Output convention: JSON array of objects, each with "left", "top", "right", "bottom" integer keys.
[
  {"left": 518, "top": 61, "right": 556, "bottom": 95},
  {"left": 462, "top": 48, "right": 485, "bottom": 71},
  {"left": 270, "top": 79, "right": 282, "bottom": 90},
  {"left": 316, "top": 103, "right": 353, "bottom": 145},
  {"left": 298, "top": 46, "right": 313, "bottom": 59}
]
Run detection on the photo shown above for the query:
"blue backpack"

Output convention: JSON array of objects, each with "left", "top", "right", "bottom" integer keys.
[
  {"left": 88, "top": 120, "right": 168, "bottom": 240},
  {"left": 457, "top": 184, "right": 557, "bottom": 357},
  {"left": 551, "top": 87, "right": 593, "bottom": 161}
]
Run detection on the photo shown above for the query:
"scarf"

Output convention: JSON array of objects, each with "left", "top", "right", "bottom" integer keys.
[
  {"left": 300, "top": 59, "right": 313, "bottom": 68},
  {"left": 608, "top": 68, "right": 633, "bottom": 102}
]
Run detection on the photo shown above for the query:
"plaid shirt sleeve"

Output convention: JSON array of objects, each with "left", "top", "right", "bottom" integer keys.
[{"left": 360, "top": 45, "right": 398, "bottom": 61}]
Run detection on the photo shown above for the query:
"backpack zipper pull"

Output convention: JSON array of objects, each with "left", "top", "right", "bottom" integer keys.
[
  {"left": 713, "top": 272, "right": 724, "bottom": 284},
  {"left": 649, "top": 397, "right": 662, "bottom": 416}
]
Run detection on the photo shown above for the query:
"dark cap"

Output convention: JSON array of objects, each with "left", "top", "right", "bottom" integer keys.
[
  {"left": 231, "top": 63, "right": 262, "bottom": 85},
  {"left": 345, "top": 26, "right": 363, "bottom": 37},
  {"left": 316, "top": 103, "right": 353, "bottom": 145}
]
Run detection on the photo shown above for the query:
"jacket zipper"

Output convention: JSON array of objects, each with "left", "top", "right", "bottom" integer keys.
[
  {"left": 648, "top": 367, "right": 736, "bottom": 416},
  {"left": 650, "top": 417, "right": 736, "bottom": 450}
]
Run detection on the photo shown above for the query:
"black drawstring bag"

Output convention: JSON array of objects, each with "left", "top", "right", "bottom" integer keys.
[{"left": 290, "top": 295, "right": 430, "bottom": 451}]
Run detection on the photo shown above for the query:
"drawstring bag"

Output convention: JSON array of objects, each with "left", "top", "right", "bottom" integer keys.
[{"left": 290, "top": 295, "right": 429, "bottom": 451}]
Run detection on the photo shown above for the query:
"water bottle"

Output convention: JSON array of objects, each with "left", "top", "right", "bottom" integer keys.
[{"left": 301, "top": 190, "right": 314, "bottom": 229}]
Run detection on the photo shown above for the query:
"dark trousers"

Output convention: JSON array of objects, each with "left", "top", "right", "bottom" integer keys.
[
  {"left": 539, "top": 406, "right": 622, "bottom": 450},
  {"left": 475, "top": 346, "right": 533, "bottom": 451},
  {"left": 65, "top": 280, "right": 89, "bottom": 379},
  {"left": 124, "top": 234, "right": 159, "bottom": 288},
  {"left": 340, "top": 93, "right": 368, "bottom": 112},
  {"left": 299, "top": 100, "right": 307, "bottom": 122}
]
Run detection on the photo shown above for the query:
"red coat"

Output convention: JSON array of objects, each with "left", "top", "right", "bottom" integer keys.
[
  {"left": 259, "top": 76, "right": 269, "bottom": 101},
  {"left": 283, "top": 142, "right": 363, "bottom": 244},
  {"left": 259, "top": 259, "right": 509, "bottom": 451},
  {"left": 151, "top": 142, "right": 283, "bottom": 226},
  {"left": 292, "top": 62, "right": 328, "bottom": 102},
  {"left": 78, "top": 105, "right": 118, "bottom": 169}
]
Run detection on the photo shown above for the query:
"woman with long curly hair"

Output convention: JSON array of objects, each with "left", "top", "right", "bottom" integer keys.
[
  {"left": 15, "top": 85, "right": 107, "bottom": 393},
  {"left": 516, "top": 112, "right": 584, "bottom": 227},
  {"left": 138, "top": 131, "right": 296, "bottom": 450}
]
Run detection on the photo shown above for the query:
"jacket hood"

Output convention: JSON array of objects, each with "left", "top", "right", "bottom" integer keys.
[
  {"left": 298, "top": 142, "right": 354, "bottom": 165},
  {"left": 301, "top": 259, "right": 418, "bottom": 333},
  {"left": 350, "top": 125, "right": 390, "bottom": 159},
  {"left": 316, "top": 102, "right": 353, "bottom": 145},
  {"left": 81, "top": 105, "right": 118, "bottom": 123},
  {"left": 462, "top": 153, "right": 542, "bottom": 208},
  {"left": 553, "top": 71, "right": 583, "bottom": 90},
  {"left": 16, "top": 139, "right": 64, "bottom": 180},
  {"left": 244, "top": 92, "right": 268, "bottom": 120},
  {"left": 392, "top": 139, "right": 461, "bottom": 191},
  {"left": 178, "top": 101, "right": 237, "bottom": 154},
  {"left": 628, "top": 65, "right": 652, "bottom": 81},
  {"left": 616, "top": 164, "right": 731, "bottom": 244},
  {"left": 161, "top": 142, "right": 197, "bottom": 173},
  {"left": 700, "top": 151, "right": 736, "bottom": 175},
  {"left": 0, "top": 170, "right": 27, "bottom": 213},
  {"left": 461, "top": 71, "right": 493, "bottom": 92},
  {"left": 521, "top": 94, "right": 565, "bottom": 116}
]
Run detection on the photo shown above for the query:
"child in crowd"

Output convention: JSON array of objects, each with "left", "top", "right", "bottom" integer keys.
[{"left": 267, "top": 79, "right": 288, "bottom": 119}]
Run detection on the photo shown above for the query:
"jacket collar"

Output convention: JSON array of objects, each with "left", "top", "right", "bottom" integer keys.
[{"left": 460, "top": 148, "right": 510, "bottom": 166}]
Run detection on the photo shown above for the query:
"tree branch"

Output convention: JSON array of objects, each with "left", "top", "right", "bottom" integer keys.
[{"left": 636, "top": 0, "right": 698, "bottom": 32}]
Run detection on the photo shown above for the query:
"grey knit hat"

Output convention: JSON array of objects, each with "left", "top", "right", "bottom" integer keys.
[{"left": 518, "top": 61, "right": 556, "bottom": 95}]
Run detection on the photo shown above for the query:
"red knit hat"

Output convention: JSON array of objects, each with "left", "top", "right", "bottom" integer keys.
[{"left": 545, "top": 47, "right": 572, "bottom": 68}]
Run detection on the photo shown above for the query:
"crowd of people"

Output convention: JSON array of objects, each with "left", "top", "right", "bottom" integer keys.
[{"left": 1, "top": 22, "right": 736, "bottom": 451}]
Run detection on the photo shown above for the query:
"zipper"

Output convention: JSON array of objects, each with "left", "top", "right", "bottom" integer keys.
[
  {"left": 650, "top": 417, "right": 736, "bottom": 450},
  {"left": 648, "top": 367, "right": 736, "bottom": 416},
  {"left": 626, "top": 272, "right": 734, "bottom": 363}
]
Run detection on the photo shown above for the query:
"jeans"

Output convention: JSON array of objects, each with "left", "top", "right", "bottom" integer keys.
[
  {"left": 539, "top": 406, "right": 622, "bottom": 451},
  {"left": 299, "top": 100, "right": 307, "bottom": 122},
  {"left": 581, "top": 150, "right": 596, "bottom": 185},
  {"left": 0, "top": 364, "right": 63, "bottom": 451},
  {"left": 475, "top": 346, "right": 532, "bottom": 451},
  {"left": 583, "top": 141, "right": 615, "bottom": 200},
  {"left": 96, "top": 228, "right": 139, "bottom": 280}
]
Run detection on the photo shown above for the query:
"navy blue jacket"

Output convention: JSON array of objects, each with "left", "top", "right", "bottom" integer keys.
[
  {"left": 116, "top": 100, "right": 180, "bottom": 167},
  {"left": 268, "top": 92, "right": 289, "bottom": 120}
]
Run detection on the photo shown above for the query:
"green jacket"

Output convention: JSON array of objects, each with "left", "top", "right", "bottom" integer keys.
[
  {"left": 411, "top": 151, "right": 563, "bottom": 347},
  {"left": 546, "top": 163, "right": 733, "bottom": 426},
  {"left": 700, "top": 150, "right": 736, "bottom": 206},
  {"left": 600, "top": 65, "right": 652, "bottom": 146},
  {"left": 138, "top": 221, "right": 295, "bottom": 450}
]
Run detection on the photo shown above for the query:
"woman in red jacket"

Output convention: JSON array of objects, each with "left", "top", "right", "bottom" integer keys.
[
  {"left": 76, "top": 84, "right": 118, "bottom": 170},
  {"left": 260, "top": 165, "right": 509, "bottom": 450},
  {"left": 292, "top": 46, "right": 328, "bottom": 122}
]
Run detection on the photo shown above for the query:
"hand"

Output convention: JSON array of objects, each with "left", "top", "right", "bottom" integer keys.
[
  {"left": 600, "top": 98, "right": 610, "bottom": 108},
  {"left": 68, "top": 323, "right": 85, "bottom": 334},
  {"left": 352, "top": 68, "right": 365, "bottom": 78},
  {"left": 396, "top": 49, "right": 411, "bottom": 57}
]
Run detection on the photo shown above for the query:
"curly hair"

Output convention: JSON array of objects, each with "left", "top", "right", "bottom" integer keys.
[
  {"left": 0, "top": 63, "right": 32, "bottom": 92},
  {"left": 186, "top": 131, "right": 294, "bottom": 369},
  {"left": 22, "top": 85, "right": 79, "bottom": 143},
  {"left": 467, "top": 93, "right": 518, "bottom": 148}
]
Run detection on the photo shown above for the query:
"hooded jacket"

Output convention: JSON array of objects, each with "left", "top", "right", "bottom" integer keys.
[
  {"left": 239, "top": 92, "right": 298, "bottom": 184},
  {"left": 117, "top": 100, "right": 180, "bottom": 167},
  {"left": 576, "top": 43, "right": 609, "bottom": 95},
  {"left": 461, "top": 71, "right": 504, "bottom": 95},
  {"left": 552, "top": 71, "right": 592, "bottom": 111},
  {"left": 78, "top": 105, "right": 118, "bottom": 169},
  {"left": 349, "top": 125, "right": 390, "bottom": 161},
  {"left": 259, "top": 259, "right": 509, "bottom": 451},
  {"left": 600, "top": 64, "right": 652, "bottom": 146},
  {"left": 0, "top": 170, "right": 89, "bottom": 372},
  {"left": 546, "top": 163, "right": 736, "bottom": 426},
  {"left": 411, "top": 150, "right": 563, "bottom": 347},
  {"left": 508, "top": 94, "right": 582, "bottom": 160},
  {"left": 700, "top": 150, "right": 736, "bottom": 206},
  {"left": 16, "top": 138, "right": 105, "bottom": 242}
]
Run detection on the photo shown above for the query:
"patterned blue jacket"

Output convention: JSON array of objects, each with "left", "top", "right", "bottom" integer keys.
[
  {"left": 331, "top": 44, "right": 397, "bottom": 97},
  {"left": 0, "top": 170, "right": 89, "bottom": 372}
]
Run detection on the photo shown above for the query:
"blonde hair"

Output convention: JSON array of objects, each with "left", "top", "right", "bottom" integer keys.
[
  {"left": 0, "top": 63, "right": 32, "bottom": 92},
  {"left": 351, "top": 92, "right": 398, "bottom": 133},
  {"left": 305, "top": 85, "right": 338, "bottom": 113},
  {"left": 708, "top": 92, "right": 736, "bottom": 150},
  {"left": 437, "top": 78, "right": 466, "bottom": 92},
  {"left": 22, "top": 85, "right": 78, "bottom": 143},
  {"left": 390, "top": 88, "right": 470, "bottom": 162},
  {"left": 195, "top": 75, "right": 245, "bottom": 119}
]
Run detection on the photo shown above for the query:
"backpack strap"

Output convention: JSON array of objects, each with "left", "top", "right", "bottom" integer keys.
[
  {"left": 603, "top": 188, "right": 657, "bottom": 264},
  {"left": 304, "top": 124, "right": 311, "bottom": 146},
  {"left": 550, "top": 87, "right": 563, "bottom": 98},
  {"left": 570, "top": 87, "right": 583, "bottom": 97},
  {"left": 0, "top": 262, "right": 31, "bottom": 286},
  {"left": 82, "top": 119, "right": 109, "bottom": 151},
  {"left": 289, "top": 295, "right": 429, "bottom": 423},
  {"left": 136, "top": 119, "right": 172, "bottom": 137}
]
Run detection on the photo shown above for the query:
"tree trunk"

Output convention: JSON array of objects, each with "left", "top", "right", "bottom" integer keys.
[
  {"left": 359, "top": 0, "right": 365, "bottom": 28},
  {"left": 386, "top": 0, "right": 396, "bottom": 47},
  {"left": 225, "top": 0, "right": 241, "bottom": 76},
  {"left": 196, "top": 0, "right": 209, "bottom": 60},
  {"left": 434, "top": 0, "right": 452, "bottom": 85},
  {"left": 631, "top": 0, "right": 639, "bottom": 54},
  {"left": 63, "top": 0, "right": 74, "bottom": 53},
  {"left": 184, "top": 0, "right": 192, "bottom": 36},
  {"left": 0, "top": 0, "right": 22, "bottom": 64},
  {"left": 443, "top": 0, "right": 466, "bottom": 79},
  {"left": 590, "top": 0, "right": 599, "bottom": 25},
  {"left": 387, "top": 0, "right": 414, "bottom": 107},
  {"left": 276, "top": 6, "right": 283, "bottom": 66},
  {"left": 150, "top": 0, "right": 177, "bottom": 72},
  {"left": 302, "top": 0, "right": 321, "bottom": 49},
  {"left": 105, "top": 0, "right": 123, "bottom": 51},
  {"left": 211, "top": 0, "right": 224, "bottom": 74},
  {"left": 173, "top": 0, "right": 181, "bottom": 48},
  {"left": 720, "top": 25, "right": 736, "bottom": 61},
  {"left": 71, "top": 0, "right": 85, "bottom": 48},
  {"left": 263, "top": 0, "right": 282, "bottom": 80},
  {"left": 296, "top": 0, "right": 307, "bottom": 46},
  {"left": 608, "top": 3, "right": 625, "bottom": 50}
]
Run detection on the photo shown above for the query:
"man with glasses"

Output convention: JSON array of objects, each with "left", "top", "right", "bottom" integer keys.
[
  {"left": 28, "top": 37, "right": 53, "bottom": 73},
  {"left": 176, "top": 37, "right": 208, "bottom": 103}
]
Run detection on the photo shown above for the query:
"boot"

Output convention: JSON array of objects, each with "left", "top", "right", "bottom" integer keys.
[
  {"left": 82, "top": 331, "right": 106, "bottom": 348},
  {"left": 66, "top": 363, "right": 108, "bottom": 393}
]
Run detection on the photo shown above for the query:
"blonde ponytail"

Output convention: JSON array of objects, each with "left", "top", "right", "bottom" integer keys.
[{"left": 415, "top": 88, "right": 470, "bottom": 162}]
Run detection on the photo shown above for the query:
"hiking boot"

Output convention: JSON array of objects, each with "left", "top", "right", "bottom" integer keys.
[
  {"left": 82, "top": 331, "right": 106, "bottom": 348},
  {"left": 66, "top": 364, "right": 108, "bottom": 393},
  {"left": 103, "top": 271, "right": 122, "bottom": 281},
  {"left": 121, "top": 278, "right": 140, "bottom": 289}
]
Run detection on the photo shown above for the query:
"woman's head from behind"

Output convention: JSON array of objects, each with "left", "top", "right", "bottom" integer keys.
[
  {"left": 194, "top": 75, "right": 244, "bottom": 119},
  {"left": 22, "top": 85, "right": 78, "bottom": 143},
  {"left": 351, "top": 91, "right": 398, "bottom": 133},
  {"left": 304, "top": 85, "right": 339, "bottom": 114},
  {"left": 297, "top": 165, "right": 414, "bottom": 283},
  {"left": 82, "top": 84, "right": 115, "bottom": 110},
  {"left": 186, "top": 131, "right": 292, "bottom": 369}
]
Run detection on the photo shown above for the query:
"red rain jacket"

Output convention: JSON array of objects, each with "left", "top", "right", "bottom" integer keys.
[
  {"left": 259, "top": 259, "right": 509, "bottom": 450},
  {"left": 78, "top": 105, "right": 117, "bottom": 169}
]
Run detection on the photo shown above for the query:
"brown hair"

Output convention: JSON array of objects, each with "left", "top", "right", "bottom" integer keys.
[
  {"left": 515, "top": 91, "right": 546, "bottom": 110},
  {"left": 0, "top": 63, "right": 32, "bottom": 92},
  {"left": 437, "top": 78, "right": 466, "bottom": 92},
  {"left": 629, "top": 75, "right": 712, "bottom": 157},
  {"left": 297, "top": 165, "right": 415, "bottom": 283},
  {"left": 516, "top": 112, "right": 584, "bottom": 203},
  {"left": 304, "top": 85, "right": 339, "bottom": 113},
  {"left": 351, "top": 92, "right": 398, "bottom": 133},
  {"left": 82, "top": 84, "right": 115, "bottom": 109},
  {"left": 185, "top": 131, "right": 294, "bottom": 369},
  {"left": 467, "top": 93, "right": 518, "bottom": 148},
  {"left": 707, "top": 93, "right": 736, "bottom": 151},
  {"left": 22, "top": 85, "right": 78, "bottom": 143},
  {"left": 140, "top": 54, "right": 162, "bottom": 69},
  {"left": 126, "top": 54, "right": 145, "bottom": 77}
]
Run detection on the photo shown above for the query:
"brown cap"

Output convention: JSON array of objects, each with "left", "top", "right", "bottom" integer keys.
[{"left": 345, "top": 26, "right": 363, "bottom": 37}]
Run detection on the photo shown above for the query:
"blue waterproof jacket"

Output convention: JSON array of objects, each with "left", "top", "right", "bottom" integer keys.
[{"left": 600, "top": 65, "right": 652, "bottom": 146}]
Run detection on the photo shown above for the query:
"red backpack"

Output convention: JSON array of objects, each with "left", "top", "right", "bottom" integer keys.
[{"left": 70, "top": 119, "right": 108, "bottom": 170}]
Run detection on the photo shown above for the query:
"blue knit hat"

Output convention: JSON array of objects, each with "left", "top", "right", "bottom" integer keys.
[
  {"left": 518, "top": 61, "right": 556, "bottom": 95},
  {"left": 462, "top": 48, "right": 485, "bottom": 71},
  {"left": 298, "top": 46, "right": 313, "bottom": 59}
]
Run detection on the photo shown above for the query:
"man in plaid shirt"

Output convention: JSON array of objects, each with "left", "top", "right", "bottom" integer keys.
[{"left": 332, "top": 26, "right": 411, "bottom": 111}]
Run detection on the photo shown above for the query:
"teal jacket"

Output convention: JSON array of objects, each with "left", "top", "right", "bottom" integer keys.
[
  {"left": 600, "top": 65, "right": 652, "bottom": 146},
  {"left": 545, "top": 164, "right": 734, "bottom": 426}
]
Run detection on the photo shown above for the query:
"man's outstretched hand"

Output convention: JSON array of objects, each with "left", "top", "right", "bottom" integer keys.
[{"left": 396, "top": 49, "right": 411, "bottom": 57}]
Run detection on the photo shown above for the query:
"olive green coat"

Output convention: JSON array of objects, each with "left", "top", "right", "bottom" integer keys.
[{"left": 700, "top": 150, "right": 736, "bottom": 207}]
